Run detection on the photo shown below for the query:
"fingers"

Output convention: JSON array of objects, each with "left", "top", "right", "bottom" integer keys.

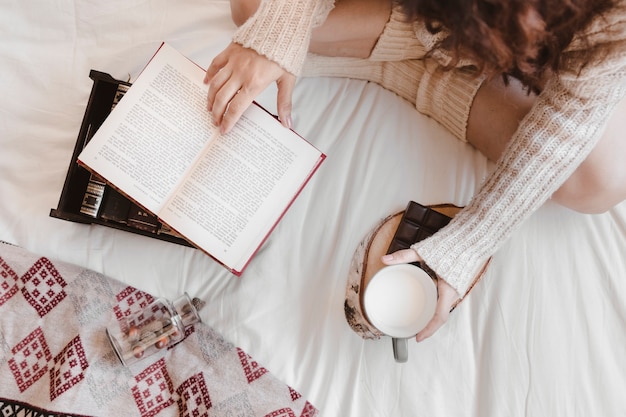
[
  {"left": 381, "top": 248, "right": 421, "bottom": 265},
  {"left": 415, "top": 303, "right": 450, "bottom": 342},
  {"left": 204, "top": 44, "right": 250, "bottom": 133},
  {"left": 210, "top": 83, "right": 248, "bottom": 134},
  {"left": 276, "top": 74, "right": 296, "bottom": 129},
  {"left": 382, "top": 247, "right": 448, "bottom": 341},
  {"left": 205, "top": 67, "right": 235, "bottom": 120},
  {"left": 219, "top": 88, "right": 255, "bottom": 134},
  {"left": 382, "top": 247, "right": 472, "bottom": 343},
  {"left": 205, "top": 72, "right": 253, "bottom": 134},
  {"left": 204, "top": 49, "right": 227, "bottom": 86},
  {"left": 205, "top": 48, "right": 234, "bottom": 115},
  {"left": 205, "top": 55, "right": 251, "bottom": 132},
  {"left": 415, "top": 278, "right": 460, "bottom": 342},
  {"left": 204, "top": 42, "right": 294, "bottom": 134}
]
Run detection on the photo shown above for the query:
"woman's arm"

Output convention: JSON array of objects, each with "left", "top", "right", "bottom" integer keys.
[{"left": 413, "top": 54, "right": 626, "bottom": 297}]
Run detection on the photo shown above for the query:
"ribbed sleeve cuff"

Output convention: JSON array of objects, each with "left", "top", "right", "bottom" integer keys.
[
  {"left": 416, "top": 65, "right": 486, "bottom": 142},
  {"left": 411, "top": 229, "right": 490, "bottom": 297},
  {"left": 232, "top": 0, "right": 334, "bottom": 75}
]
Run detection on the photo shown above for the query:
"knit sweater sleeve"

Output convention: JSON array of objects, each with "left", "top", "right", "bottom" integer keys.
[
  {"left": 232, "top": 0, "right": 335, "bottom": 75},
  {"left": 412, "top": 42, "right": 626, "bottom": 297}
]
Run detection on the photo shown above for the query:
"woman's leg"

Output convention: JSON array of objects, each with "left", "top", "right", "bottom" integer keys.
[
  {"left": 229, "top": 0, "right": 260, "bottom": 27},
  {"left": 229, "top": 0, "right": 392, "bottom": 58},
  {"left": 466, "top": 76, "right": 626, "bottom": 213},
  {"left": 310, "top": 0, "right": 392, "bottom": 58},
  {"left": 465, "top": 77, "right": 536, "bottom": 162},
  {"left": 551, "top": 95, "right": 626, "bottom": 213}
]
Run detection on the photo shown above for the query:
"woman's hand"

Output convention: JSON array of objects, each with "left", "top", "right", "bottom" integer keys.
[
  {"left": 204, "top": 42, "right": 296, "bottom": 134},
  {"left": 382, "top": 249, "right": 460, "bottom": 342}
]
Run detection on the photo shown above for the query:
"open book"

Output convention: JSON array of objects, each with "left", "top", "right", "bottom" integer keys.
[{"left": 78, "top": 43, "right": 325, "bottom": 275}]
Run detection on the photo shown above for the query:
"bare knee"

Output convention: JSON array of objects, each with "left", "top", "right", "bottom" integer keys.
[
  {"left": 230, "top": 0, "right": 260, "bottom": 27},
  {"left": 553, "top": 94, "right": 626, "bottom": 213},
  {"left": 552, "top": 163, "right": 626, "bottom": 214},
  {"left": 553, "top": 175, "right": 626, "bottom": 214},
  {"left": 552, "top": 132, "right": 626, "bottom": 213}
]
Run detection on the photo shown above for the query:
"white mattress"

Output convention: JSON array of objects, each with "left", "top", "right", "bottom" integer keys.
[{"left": 2, "top": 1, "right": 626, "bottom": 415}]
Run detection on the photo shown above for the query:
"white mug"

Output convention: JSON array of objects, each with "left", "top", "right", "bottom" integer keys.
[{"left": 363, "top": 264, "right": 437, "bottom": 362}]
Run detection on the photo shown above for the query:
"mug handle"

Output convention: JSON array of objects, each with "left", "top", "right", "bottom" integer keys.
[{"left": 392, "top": 337, "right": 408, "bottom": 363}]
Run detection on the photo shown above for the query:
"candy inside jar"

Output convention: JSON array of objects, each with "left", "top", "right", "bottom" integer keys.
[{"left": 107, "top": 293, "right": 202, "bottom": 366}]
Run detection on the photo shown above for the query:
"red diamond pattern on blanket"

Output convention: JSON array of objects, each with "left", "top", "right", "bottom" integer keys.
[
  {"left": 131, "top": 357, "right": 175, "bottom": 417},
  {"left": 289, "top": 386, "right": 302, "bottom": 402},
  {"left": 20, "top": 257, "right": 67, "bottom": 318},
  {"left": 264, "top": 408, "right": 296, "bottom": 417},
  {"left": 114, "top": 286, "right": 155, "bottom": 319},
  {"left": 237, "top": 347, "right": 268, "bottom": 384},
  {"left": 113, "top": 286, "right": 155, "bottom": 332},
  {"left": 176, "top": 372, "right": 212, "bottom": 417},
  {"left": 49, "top": 335, "right": 89, "bottom": 401},
  {"left": 0, "top": 244, "right": 320, "bottom": 417},
  {"left": 299, "top": 401, "right": 318, "bottom": 417},
  {"left": 8, "top": 327, "right": 52, "bottom": 392},
  {"left": 0, "top": 256, "right": 19, "bottom": 307}
]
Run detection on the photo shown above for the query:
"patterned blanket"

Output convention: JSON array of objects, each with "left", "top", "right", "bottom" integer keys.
[{"left": 0, "top": 242, "right": 317, "bottom": 417}]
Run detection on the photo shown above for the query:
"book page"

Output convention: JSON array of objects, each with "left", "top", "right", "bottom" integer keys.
[
  {"left": 79, "top": 42, "right": 324, "bottom": 273},
  {"left": 78, "top": 43, "right": 217, "bottom": 214},
  {"left": 160, "top": 103, "right": 323, "bottom": 272}
]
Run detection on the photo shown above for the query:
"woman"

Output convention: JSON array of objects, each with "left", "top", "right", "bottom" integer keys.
[{"left": 205, "top": 0, "right": 626, "bottom": 342}]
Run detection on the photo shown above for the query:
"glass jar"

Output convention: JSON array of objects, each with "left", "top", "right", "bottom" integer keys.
[{"left": 106, "top": 293, "right": 201, "bottom": 366}]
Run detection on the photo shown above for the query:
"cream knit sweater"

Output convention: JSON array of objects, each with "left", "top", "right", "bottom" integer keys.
[{"left": 233, "top": 0, "right": 626, "bottom": 296}]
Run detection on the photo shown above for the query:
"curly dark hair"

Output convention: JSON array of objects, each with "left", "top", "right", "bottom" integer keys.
[{"left": 397, "top": 0, "right": 616, "bottom": 90}]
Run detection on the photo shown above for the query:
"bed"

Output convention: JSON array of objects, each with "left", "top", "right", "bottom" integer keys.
[{"left": 2, "top": 1, "right": 626, "bottom": 416}]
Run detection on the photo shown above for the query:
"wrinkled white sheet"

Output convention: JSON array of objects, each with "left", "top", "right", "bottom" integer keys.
[{"left": 2, "top": 1, "right": 625, "bottom": 415}]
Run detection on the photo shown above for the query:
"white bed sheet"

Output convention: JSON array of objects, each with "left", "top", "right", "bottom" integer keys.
[{"left": 2, "top": 1, "right": 626, "bottom": 416}]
